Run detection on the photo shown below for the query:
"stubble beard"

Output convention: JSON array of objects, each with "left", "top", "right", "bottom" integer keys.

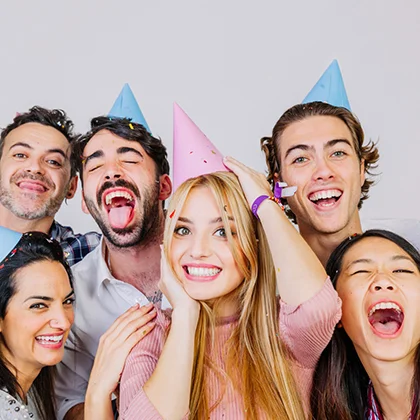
[
  {"left": 0, "top": 173, "right": 69, "bottom": 220},
  {"left": 84, "top": 181, "right": 162, "bottom": 249}
]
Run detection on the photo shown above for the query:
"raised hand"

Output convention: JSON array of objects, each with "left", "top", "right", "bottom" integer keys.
[
  {"left": 159, "top": 246, "right": 200, "bottom": 315},
  {"left": 223, "top": 156, "right": 273, "bottom": 207},
  {"left": 85, "top": 304, "right": 157, "bottom": 418}
]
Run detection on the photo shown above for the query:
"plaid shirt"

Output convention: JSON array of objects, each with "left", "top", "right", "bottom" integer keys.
[
  {"left": 366, "top": 382, "right": 415, "bottom": 420},
  {"left": 51, "top": 221, "right": 101, "bottom": 267}
]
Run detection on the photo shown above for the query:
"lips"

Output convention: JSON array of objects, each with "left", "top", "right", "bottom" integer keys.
[
  {"left": 183, "top": 264, "right": 222, "bottom": 282},
  {"left": 16, "top": 180, "right": 48, "bottom": 193},
  {"left": 35, "top": 333, "right": 65, "bottom": 349},
  {"left": 367, "top": 300, "right": 404, "bottom": 337},
  {"left": 308, "top": 188, "right": 342, "bottom": 209}
]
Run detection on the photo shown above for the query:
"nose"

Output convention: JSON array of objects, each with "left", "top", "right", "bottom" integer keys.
[
  {"left": 369, "top": 273, "right": 396, "bottom": 293},
  {"left": 49, "top": 307, "right": 73, "bottom": 331},
  {"left": 25, "top": 158, "right": 45, "bottom": 175},
  {"left": 103, "top": 162, "right": 122, "bottom": 181},
  {"left": 189, "top": 234, "right": 211, "bottom": 259},
  {"left": 312, "top": 156, "right": 334, "bottom": 182}
]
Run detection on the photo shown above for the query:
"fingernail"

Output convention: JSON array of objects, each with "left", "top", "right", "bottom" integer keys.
[
  {"left": 131, "top": 303, "right": 140, "bottom": 309},
  {"left": 143, "top": 302, "right": 154, "bottom": 309}
]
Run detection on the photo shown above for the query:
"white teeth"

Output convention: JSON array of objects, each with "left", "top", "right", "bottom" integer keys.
[
  {"left": 187, "top": 266, "right": 221, "bottom": 277},
  {"left": 368, "top": 302, "right": 402, "bottom": 317},
  {"left": 36, "top": 334, "right": 63, "bottom": 343},
  {"left": 309, "top": 189, "right": 342, "bottom": 202},
  {"left": 105, "top": 191, "right": 133, "bottom": 205}
]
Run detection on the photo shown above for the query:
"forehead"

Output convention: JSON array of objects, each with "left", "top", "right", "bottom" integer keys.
[
  {"left": 180, "top": 187, "right": 221, "bottom": 218},
  {"left": 279, "top": 115, "right": 355, "bottom": 158},
  {"left": 4, "top": 123, "right": 70, "bottom": 154},
  {"left": 12, "top": 260, "right": 70, "bottom": 299},
  {"left": 84, "top": 129, "right": 148, "bottom": 157},
  {"left": 342, "top": 237, "right": 414, "bottom": 266}
]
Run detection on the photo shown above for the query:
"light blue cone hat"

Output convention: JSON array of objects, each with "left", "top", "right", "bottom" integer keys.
[
  {"left": 109, "top": 83, "right": 151, "bottom": 132},
  {"left": 0, "top": 226, "right": 22, "bottom": 263},
  {"left": 302, "top": 60, "right": 351, "bottom": 110}
]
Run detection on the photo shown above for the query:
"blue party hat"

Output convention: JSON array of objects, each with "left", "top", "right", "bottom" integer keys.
[
  {"left": 109, "top": 83, "right": 151, "bottom": 132},
  {"left": 302, "top": 60, "right": 351, "bottom": 110},
  {"left": 0, "top": 226, "right": 22, "bottom": 263}
]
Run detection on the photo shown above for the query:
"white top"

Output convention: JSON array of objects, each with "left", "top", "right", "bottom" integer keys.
[
  {"left": 55, "top": 238, "right": 169, "bottom": 420},
  {"left": 0, "top": 389, "right": 38, "bottom": 419}
]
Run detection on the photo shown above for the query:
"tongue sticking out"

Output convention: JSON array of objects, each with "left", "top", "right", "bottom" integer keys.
[
  {"left": 369, "top": 308, "right": 404, "bottom": 335},
  {"left": 106, "top": 196, "right": 134, "bottom": 229}
]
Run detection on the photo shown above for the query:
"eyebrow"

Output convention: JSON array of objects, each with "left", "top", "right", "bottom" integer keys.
[
  {"left": 284, "top": 138, "right": 353, "bottom": 160},
  {"left": 346, "top": 255, "right": 415, "bottom": 270},
  {"left": 24, "top": 290, "right": 75, "bottom": 303},
  {"left": 9, "top": 142, "right": 67, "bottom": 158},
  {"left": 117, "top": 147, "right": 143, "bottom": 158},
  {"left": 177, "top": 216, "right": 234, "bottom": 224},
  {"left": 84, "top": 150, "right": 104, "bottom": 166}
]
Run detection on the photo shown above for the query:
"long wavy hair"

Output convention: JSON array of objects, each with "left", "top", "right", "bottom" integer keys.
[
  {"left": 310, "top": 229, "right": 420, "bottom": 419},
  {"left": 164, "top": 171, "right": 305, "bottom": 420},
  {"left": 0, "top": 232, "right": 73, "bottom": 420}
]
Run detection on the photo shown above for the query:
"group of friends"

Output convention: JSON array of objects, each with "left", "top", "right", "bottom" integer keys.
[{"left": 0, "top": 61, "right": 418, "bottom": 420}]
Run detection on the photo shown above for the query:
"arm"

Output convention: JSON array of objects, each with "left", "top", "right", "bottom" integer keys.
[
  {"left": 120, "top": 250, "right": 199, "bottom": 420},
  {"left": 55, "top": 329, "right": 92, "bottom": 420},
  {"left": 84, "top": 304, "right": 157, "bottom": 420},
  {"left": 224, "top": 156, "right": 326, "bottom": 306}
]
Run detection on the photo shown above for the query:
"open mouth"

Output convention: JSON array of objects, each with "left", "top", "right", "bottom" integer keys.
[
  {"left": 308, "top": 189, "right": 342, "bottom": 208},
  {"left": 35, "top": 334, "right": 64, "bottom": 347},
  {"left": 103, "top": 189, "right": 136, "bottom": 229},
  {"left": 183, "top": 265, "right": 222, "bottom": 281},
  {"left": 368, "top": 301, "right": 404, "bottom": 336}
]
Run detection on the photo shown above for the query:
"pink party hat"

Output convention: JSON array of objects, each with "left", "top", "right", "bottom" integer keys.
[{"left": 173, "top": 103, "right": 227, "bottom": 190}]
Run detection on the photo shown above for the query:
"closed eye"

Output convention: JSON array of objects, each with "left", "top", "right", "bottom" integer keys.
[
  {"left": 393, "top": 269, "right": 414, "bottom": 274},
  {"left": 350, "top": 270, "right": 371, "bottom": 275},
  {"left": 88, "top": 164, "right": 102, "bottom": 173}
]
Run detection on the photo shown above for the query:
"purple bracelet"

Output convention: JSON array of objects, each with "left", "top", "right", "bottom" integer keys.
[{"left": 251, "top": 195, "right": 270, "bottom": 219}]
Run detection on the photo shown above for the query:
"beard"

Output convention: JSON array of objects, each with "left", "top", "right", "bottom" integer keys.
[
  {"left": 84, "top": 177, "right": 162, "bottom": 249},
  {"left": 0, "top": 172, "right": 69, "bottom": 220}
]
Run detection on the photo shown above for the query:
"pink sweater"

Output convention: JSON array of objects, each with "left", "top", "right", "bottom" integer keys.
[{"left": 120, "top": 279, "right": 341, "bottom": 419}]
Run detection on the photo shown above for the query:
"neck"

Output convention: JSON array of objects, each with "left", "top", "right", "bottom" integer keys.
[
  {"left": 298, "top": 215, "right": 362, "bottom": 267},
  {"left": 360, "top": 353, "right": 414, "bottom": 420},
  {"left": 0, "top": 204, "right": 53, "bottom": 234},
  {"left": 104, "top": 232, "right": 163, "bottom": 300},
  {"left": 15, "top": 368, "right": 40, "bottom": 401}
]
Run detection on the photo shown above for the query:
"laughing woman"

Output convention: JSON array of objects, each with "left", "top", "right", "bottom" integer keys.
[
  {"left": 0, "top": 228, "right": 74, "bottom": 420},
  {"left": 311, "top": 229, "right": 420, "bottom": 420},
  {"left": 119, "top": 157, "right": 341, "bottom": 420}
]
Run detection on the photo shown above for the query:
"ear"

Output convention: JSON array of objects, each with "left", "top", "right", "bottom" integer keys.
[
  {"left": 273, "top": 172, "right": 281, "bottom": 184},
  {"left": 158, "top": 174, "right": 172, "bottom": 201},
  {"left": 359, "top": 158, "right": 366, "bottom": 186},
  {"left": 81, "top": 194, "right": 90, "bottom": 215},
  {"left": 66, "top": 175, "right": 78, "bottom": 200}
]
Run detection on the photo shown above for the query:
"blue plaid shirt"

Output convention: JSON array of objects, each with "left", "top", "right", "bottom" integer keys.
[{"left": 50, "top": 221, "right": 101, "bottom": 267}]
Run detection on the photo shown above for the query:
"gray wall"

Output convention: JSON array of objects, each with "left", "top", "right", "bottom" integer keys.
[{"left": 0, "top": 0, "right": 418, "bottom": 233}]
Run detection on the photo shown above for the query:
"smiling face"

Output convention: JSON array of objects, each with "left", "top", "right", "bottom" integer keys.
[
  {"left": 0, "top": 260, "right": 74, "bottom": 376},
  {"left": 81, "top": 130, "right": 171, "bottom": 248},
  {"left": 0, "top": 123, "right": 76, "bottom": 220},
  {"left": 277, "top": 115, "right": 364, "bottom": 236},
  {"left": 169, "top": 186, "right": 245, "bottom": 302},
  {"left": 336, "top": 237, "right": 420, "bottom": 364}
]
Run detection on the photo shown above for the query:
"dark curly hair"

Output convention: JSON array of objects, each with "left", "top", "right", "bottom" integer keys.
[
  {"left": 260, "top": 102, "right": 379, "bottom": 223},
  {"left": 73, "top": 116, "right": 170, "bottom": 184},
  {"left": 0, "top": 106, "right": 78, "bottom": 177}
]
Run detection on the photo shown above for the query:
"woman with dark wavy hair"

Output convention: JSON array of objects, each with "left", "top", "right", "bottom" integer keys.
[
  {"left": 0, "top": 227, "right": 74, "bottom": 420},
  {"left": 311, "top": 229, "right": 420, "bottom": 419}
]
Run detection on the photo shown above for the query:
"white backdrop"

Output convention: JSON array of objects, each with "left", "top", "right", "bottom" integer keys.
[{"left": 0, "top": 0, "right": 418, "bottom": 233}]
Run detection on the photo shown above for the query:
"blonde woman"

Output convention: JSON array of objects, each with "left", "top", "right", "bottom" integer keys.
[{"left": 119, "top": 158, "right": 341, "bottom": 419}]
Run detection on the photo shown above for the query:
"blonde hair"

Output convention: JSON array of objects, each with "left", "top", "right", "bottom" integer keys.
[{"left": 163, "top": 171, "right": 305, "bottom": 420}]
